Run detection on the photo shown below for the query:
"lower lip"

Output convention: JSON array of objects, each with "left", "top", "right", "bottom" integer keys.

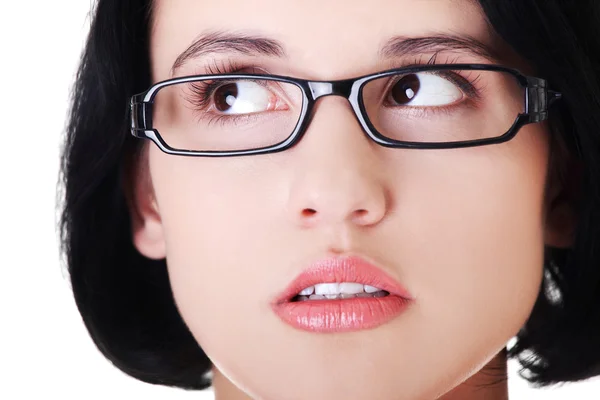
[{"left": 272, "top": 295, "right": 412, "bottom": 333}]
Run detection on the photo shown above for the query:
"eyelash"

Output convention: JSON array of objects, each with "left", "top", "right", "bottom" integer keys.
[
  {"left": 186, "top": 59, "right": 284, "bottom": 127},
  {"left": 394, "top": 53, "right": 485, "bottom": 100},
  {"left": 187, "top": 59, "right": 254, "bottom": 110},
  {"left": 185, "top": 53, "right": 485, "bottom": 125}
]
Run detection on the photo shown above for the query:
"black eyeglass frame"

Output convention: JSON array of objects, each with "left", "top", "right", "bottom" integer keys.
[{"left": 130, "top": 63, "right": 563, "bottom": 157}]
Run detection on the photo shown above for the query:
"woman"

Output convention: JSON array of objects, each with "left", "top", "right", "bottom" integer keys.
[{"left": 59, "top": 0, "right": 600, "bottom": 398}]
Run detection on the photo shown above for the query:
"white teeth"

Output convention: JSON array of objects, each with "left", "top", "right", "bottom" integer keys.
[
  {"left": 314, "top": 283, "right": 340, "bottom": 295},
  {"left": 296, "top": 291, "right": 388, "bottom": 301},
  {"left": 364, "top": 285, "right": 381, "bottom": 293},
  {"left": 298, "top": 282, "right": 385, "bottom": 297},
  {"left": 299, "top": 286, "right": 315, "bottom": 296},
  {"left": 339, "top": 282, "right": 365, "bottom": 294}
]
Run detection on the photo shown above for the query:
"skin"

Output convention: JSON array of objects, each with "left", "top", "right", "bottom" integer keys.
[{"left": 130, "top": 0, "right": 576, "bottom": 398}]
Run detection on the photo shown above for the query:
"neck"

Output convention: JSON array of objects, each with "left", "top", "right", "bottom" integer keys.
[{"left": 212, "top": 349, "right": 509, "bottom": 400}]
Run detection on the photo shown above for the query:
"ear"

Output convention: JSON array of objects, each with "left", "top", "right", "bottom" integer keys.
[
  {"left": 543, "top": 156, "right": 582, "bottom": 249},
  {"left": 124, "top": 147, "right": 167, "bottom": 260}
]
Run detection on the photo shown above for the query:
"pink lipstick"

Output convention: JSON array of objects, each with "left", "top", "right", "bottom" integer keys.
[{"left": 271, "top": 255, "right": 413, "bottom": 333}]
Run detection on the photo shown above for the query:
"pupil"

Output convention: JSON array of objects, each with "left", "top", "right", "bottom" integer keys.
[
  {"left": 391, "top": 74, "right": 420, "bottom": 105},
  {"left": 214, "top": 83, "right": 238, "bottom": 111}
]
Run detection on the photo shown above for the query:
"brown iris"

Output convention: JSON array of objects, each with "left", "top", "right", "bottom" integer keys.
[
  {"left": 214, "top": 83, "right": 239, "bottom": 112},
  {"left": 390, "top": 74, "right": 421, "bottom": 105}
]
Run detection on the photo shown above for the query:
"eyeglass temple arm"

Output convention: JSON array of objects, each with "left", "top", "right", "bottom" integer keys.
[
  {"left": 526, "top": 77, "right": 563, "bottom": 123},
  {"left": 130, "top": 94, "right": 153, "bottom": 138}
]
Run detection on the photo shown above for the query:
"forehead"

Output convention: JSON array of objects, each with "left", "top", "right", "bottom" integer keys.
[{"left": 150, "top": 0, "right": 495, "bottom": 79}]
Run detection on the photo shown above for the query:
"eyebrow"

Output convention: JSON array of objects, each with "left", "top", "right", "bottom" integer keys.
[
  {"left": 171, "top": 30, "right": 287, "bottom": 75},
  {"left": 170, "top": 30, "right": 502, "bottom": 76},
  {"left": 379, "top": 34, "right": 501, "bottom": 63}
]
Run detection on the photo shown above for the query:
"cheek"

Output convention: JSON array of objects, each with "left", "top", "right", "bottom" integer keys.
[
  {"left": 400, "top": 124, "right": 549, "bottom": 363},
  {"left": 147, "top": 149, "right": 282, "bottom": 344}
]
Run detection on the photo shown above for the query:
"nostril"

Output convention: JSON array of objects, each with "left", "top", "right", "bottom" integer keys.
[
  {"left": 302, "top": 208, "right": 317, "bottom": 217},
  {"left": 353, "top": 209, "right": 366, "bottom": 221}
]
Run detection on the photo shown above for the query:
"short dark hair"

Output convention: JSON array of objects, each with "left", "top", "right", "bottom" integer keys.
[{"left": 58, "top": 0, "right": 600, "bottom": 390}]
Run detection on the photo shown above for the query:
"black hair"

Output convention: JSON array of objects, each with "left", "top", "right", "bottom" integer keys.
[{"left": 58, "top": 0, "right": 600, "bottom": 391}]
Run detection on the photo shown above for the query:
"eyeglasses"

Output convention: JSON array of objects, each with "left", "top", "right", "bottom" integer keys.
[{"left": 129, "top": 64, "right": 562, "bottom": 157}]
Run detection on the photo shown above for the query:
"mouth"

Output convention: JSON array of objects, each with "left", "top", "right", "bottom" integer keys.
[{"left": 271, "top": 255, "right": 413, "bottom": 333}]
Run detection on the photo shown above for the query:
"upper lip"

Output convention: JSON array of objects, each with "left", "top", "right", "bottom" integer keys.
[{"left": 271, "top": 254, "right": 413, "bottom": 305}]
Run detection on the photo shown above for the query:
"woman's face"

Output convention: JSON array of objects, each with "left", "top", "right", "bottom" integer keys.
[{"left": 132, "top": 0, "right": 568, "bottom": 398}]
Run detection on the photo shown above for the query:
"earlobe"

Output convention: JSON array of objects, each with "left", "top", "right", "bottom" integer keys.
[
  {"left": 543, "top": 157, "right": 582, "bottom": 249},
  {"left": 544, "top": 200, "right": 577, "bottom": 249},
  {"left": 132, "top": 197, "right": 167, "bottom": 260},
  {"left": 125, "top": 149, "right": 167, "bottom": 260}
]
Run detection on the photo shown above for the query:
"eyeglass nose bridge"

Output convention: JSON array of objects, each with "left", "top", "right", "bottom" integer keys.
[
  {"left": 303, "top": 79, "right": 380, "bottom": 147},
  {"left": 307, "top": 80, "right": 355, "bottom": 100}
]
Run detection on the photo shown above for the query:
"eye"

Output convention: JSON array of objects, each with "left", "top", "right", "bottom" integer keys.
[
  {"left": 387, "top": 73, "right": 464, "bottom": 107},
  {"left": 213, "top": 80, "right": 273, "bottom": 114}
]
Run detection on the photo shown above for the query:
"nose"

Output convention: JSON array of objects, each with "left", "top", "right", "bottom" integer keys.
[{"left": 286, "top": 96, "right": 389, "bottom": 229}]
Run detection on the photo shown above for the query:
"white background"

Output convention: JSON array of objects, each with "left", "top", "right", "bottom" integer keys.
[{"left": 1, "top": 1, "right": 599, "bottom": 399}]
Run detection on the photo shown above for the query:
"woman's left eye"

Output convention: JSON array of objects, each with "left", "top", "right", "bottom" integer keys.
[
  {"left": 386, "top": 72, "right": 464, "bottom": 107},
  {"left": 213, "top": 80, "right": 275, "bottom": 114}
]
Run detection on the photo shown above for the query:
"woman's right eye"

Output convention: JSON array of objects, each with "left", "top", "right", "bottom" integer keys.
[{"left": 209, "top": 80, "right": 278, "bottom": 114}]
